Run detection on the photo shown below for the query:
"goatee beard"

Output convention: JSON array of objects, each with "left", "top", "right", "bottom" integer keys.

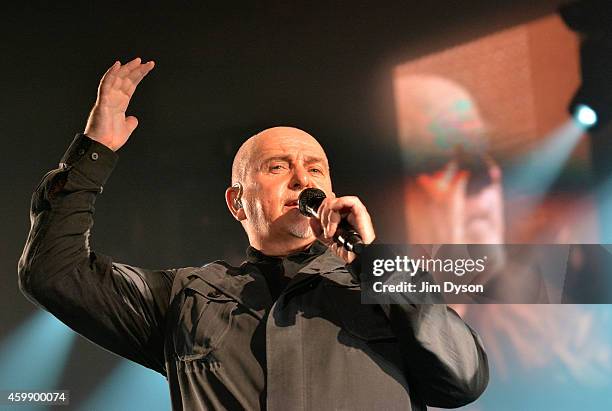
[{"left": 287, "top": 221, "right": 314, "bottom": 239}]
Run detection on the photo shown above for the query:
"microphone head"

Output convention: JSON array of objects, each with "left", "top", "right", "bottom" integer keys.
[{"left": 298, "top": 188, "right": 326, "bottom": 217}]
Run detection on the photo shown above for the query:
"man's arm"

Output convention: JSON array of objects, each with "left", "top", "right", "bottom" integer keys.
[
  {"left": 382, "top": 303, "right": 489, "bottom": 408},
  {"left": 315, "top": 195, "right": 489, "bottom": 407},
  {"left": 17, "top": 59, "right": 173, "bottom": 375}
]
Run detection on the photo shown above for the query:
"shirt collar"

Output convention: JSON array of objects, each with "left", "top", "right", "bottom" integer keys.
[{"left": 246, "top": 240, "right": 328, "bottom": 265}]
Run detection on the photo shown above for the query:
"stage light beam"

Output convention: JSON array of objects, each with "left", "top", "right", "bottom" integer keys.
[
  {"left": 505, "top": 119, "right": 585, "bottom": 200},
  {"left": 0, "top": 310, "right": 76, "bottom": 391},
  {"left": 78, "top": 360, "right": 171, "bottom": 411}
]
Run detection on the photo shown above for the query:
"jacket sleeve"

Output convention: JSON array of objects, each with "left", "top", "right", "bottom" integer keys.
[
  {"left": 383, "top": 303, "right": 489, "bottom": 408},
  {"left": 18, "top": 134, "right": 174, "bottom": 376}
]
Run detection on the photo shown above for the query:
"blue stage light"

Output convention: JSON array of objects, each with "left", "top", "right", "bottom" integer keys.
[
  {"left": 574, "top": 104, "right": 598, "bottom": 127},
  {"left": 79, "top": 360, "right": 170, "bottom": 411},
  {"left": 0, "top": 310, "right": 76, "bottom": 390}
]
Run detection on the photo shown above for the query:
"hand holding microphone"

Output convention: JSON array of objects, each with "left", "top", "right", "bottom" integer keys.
[{"left": 298, "top": 188, "right": 376, "bottom": 263}]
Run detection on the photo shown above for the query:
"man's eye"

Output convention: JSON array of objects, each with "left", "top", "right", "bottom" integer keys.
[
  {"left": 270, "top": 165, "right": 287, "bottom": 172},
  {"left": 310, "top": 168, "right": 322, "bottom": 174}
]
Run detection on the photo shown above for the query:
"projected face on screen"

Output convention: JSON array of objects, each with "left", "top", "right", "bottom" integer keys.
[
  {"left": 392, "top": 15, "right": 597, "bottom": 245},
  {"left": 394, "top": 73, "right": 503, "bottom": 244}
]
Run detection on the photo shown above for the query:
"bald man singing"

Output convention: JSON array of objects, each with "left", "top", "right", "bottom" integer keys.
[{"left": 19, "top": 59, "right": 488, "bottom": 411}]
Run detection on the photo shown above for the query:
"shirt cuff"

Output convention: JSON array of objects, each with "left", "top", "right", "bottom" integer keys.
[{"left": 59, "top": 133, "right": 118, "bottom": 187}]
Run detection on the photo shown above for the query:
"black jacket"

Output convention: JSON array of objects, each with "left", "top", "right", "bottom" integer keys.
[{"left": 18, "top": 134, "right": 489, "bottom": 410}]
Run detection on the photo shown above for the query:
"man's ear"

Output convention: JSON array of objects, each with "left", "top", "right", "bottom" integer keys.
[{"left": 225, "top": 184, "right": 246, "bottom": 221}]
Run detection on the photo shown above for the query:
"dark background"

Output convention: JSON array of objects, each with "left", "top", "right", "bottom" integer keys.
[{"left": 1, "top": 0, "right": 565, "bottom": 407}]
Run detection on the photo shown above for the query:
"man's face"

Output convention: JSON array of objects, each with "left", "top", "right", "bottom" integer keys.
[{"left": 240, "top": 129, "right": 333, "bottom": 244}]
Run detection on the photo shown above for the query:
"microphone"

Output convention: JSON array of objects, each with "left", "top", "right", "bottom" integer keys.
[{"left": 298, "top": 188, "right": 365, "bottom": 254}]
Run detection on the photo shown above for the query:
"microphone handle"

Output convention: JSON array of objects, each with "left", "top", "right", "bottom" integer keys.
[{"left": 334, "top": 219, "right": 365, "bottom": 255}]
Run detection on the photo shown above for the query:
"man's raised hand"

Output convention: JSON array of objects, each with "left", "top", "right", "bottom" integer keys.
[{"left": 84, "top": 58, "right": 155, "bottom": 151}]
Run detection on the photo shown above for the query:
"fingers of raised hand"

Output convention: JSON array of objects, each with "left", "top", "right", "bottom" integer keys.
[
  {"left": 128, "top": 60, "right": 154, "bottom": 82},
  {"left": 98, "top": 61, "right": 120, "bottom": 93},
  {"left": 124, "top": 60, "right": 155, "bottom": 94},
  {"left": 102, "top": 61, "right": 120, "bottom": 78},
  {"left": 99, "top": 58, "right": 155, "bottom": 101},
  {"left": 119, "top": 57, "right": 143, "bottom": 73}
]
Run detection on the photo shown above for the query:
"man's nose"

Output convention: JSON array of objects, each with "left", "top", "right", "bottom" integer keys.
[{"left": 289, "top": 165, "right": 311, "bottom": 190}]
